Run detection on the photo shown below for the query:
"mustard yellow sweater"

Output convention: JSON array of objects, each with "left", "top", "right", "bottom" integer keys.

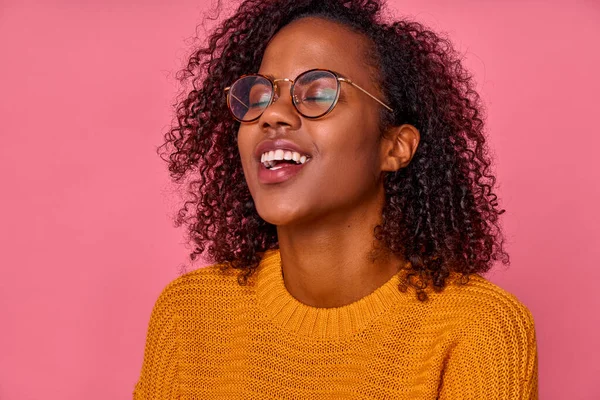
[{"left": 134, "top": 249, "right": 538, "bottom": 399}]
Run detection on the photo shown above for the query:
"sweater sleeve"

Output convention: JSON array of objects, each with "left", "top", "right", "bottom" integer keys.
[
  {"left": 438, "top": 295, "right": 538, "bottom": 399},
  {"left": 133, "top": 282, "right": 180, "bottom": 400}
]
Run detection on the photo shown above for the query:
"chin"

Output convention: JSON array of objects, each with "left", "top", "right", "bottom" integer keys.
[{"left": 255, "top": 202, "right": 306, "bottom": 227}]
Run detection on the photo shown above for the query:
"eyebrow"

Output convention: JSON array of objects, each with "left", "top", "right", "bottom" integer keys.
[
  {"left": 299, "top": 70, "right": 335, "bottom": 83},
  {"left": 260, "top": 70, "right": 342, "bottom": 82}
]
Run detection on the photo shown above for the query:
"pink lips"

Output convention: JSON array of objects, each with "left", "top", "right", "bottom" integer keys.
[{"left": 257, "top": 159, "right": 308, "bottom": 184}]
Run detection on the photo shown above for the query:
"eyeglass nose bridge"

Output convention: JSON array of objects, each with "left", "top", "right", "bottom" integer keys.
[{"left": 270, "top": 77, "right": 295, "bottom": 104}]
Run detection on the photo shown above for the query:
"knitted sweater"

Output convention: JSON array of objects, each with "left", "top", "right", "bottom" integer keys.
[{"left": 134, "top": 249, "right": 538, "bottom": 399}]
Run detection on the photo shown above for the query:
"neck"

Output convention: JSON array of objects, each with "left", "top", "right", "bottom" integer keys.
[{"left": 275, "top": 190, "right": 406, "bottom": 308}]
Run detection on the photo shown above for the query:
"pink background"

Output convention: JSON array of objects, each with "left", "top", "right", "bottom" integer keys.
[{"left": 1, "top": 0, "right": 598, "bottom": 399}]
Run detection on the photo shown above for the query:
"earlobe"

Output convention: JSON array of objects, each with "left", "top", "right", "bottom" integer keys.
[{"left": 380, "top": 124, "right": 420, "bottom": 172}]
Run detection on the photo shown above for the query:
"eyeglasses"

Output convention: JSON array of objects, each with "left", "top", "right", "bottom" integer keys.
[{"left": 224, "top": 68, "right": 394, "bottom": 122}]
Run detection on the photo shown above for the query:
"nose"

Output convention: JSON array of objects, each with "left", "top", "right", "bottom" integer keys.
[{"left": 258, "top": 81, "right": 301, "bottom": 131}]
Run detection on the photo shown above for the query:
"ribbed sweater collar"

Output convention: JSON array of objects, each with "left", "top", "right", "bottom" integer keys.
[{"left": 255, "top": 248, "right": 408, "bottom": 340}]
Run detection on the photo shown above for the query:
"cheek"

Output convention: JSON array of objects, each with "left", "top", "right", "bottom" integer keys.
[
  {"left": 236, "top": 128, "right": 256, "bottom": 185},
  {"left": 316, "top": 116, "right": 382, "bottom": 176}
]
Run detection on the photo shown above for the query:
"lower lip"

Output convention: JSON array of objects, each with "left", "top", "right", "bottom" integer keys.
[{"left": 257, "top": 161, "right": 308, "bottom": 184}]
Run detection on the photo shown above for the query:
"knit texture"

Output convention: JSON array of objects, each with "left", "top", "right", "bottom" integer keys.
[{"left": 134, "top": 249, "right": 538, "bottom": 399}]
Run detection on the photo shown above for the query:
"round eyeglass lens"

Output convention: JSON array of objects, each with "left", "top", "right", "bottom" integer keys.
[
  {"left": 228, "top": 75, "right": 273, "bottom": 121},
  {"left": 293, "top": 70, "right": 339, "bottom": 118}
]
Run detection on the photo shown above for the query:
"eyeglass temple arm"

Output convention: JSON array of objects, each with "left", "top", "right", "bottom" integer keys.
[
  {"left": 224, "top": 87, "right": 249, "bottom": 108},
  {"left": 338, "top": 78, "right": 394, "bottom": 112}
]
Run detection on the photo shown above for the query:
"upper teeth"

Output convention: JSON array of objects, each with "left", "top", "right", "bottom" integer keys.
[{"left": 261, "top": 150, "right": 308, "bottom": 166}]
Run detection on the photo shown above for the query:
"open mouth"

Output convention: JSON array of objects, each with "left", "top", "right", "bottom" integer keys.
[{"left": 260, "top": 149, "right": 311, "bottom": 170}]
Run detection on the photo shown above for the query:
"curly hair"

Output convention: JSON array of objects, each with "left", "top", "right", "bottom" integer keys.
[{"left": 158, "top": 0, "right": 509, "bottom": 301}]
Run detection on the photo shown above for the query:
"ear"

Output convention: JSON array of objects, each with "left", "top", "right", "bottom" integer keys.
[{"left": 379, "top": 124, "right": 420, "bottom": 172}]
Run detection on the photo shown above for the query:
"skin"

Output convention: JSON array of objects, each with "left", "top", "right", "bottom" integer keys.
[{"left": 237, "top": 17, "right": 420, "bottom": 307}]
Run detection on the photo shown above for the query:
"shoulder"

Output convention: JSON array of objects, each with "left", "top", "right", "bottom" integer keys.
[
  {"left": 151, "top": 262, "right": 247, "bottom": 314},
  {"left": 436, "top": 273, "right": 536, "bottom": 345},
  {"left": 435, "top": 275, "right": 539, "bottom": 397},
  {"left": 163, "top": 262, "right": 240, "bottom": 292}
]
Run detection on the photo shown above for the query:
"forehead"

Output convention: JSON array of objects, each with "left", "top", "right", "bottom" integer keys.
[{"left": 259, "top": 17, "right": 373, "bottom": 81}]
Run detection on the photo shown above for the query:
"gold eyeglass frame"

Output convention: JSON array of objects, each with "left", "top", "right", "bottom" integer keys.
[{"left": 224, "top": 68, "right": 394, "bottom": 123}]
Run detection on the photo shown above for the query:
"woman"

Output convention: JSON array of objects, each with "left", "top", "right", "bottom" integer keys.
[{"left": 134, "top": 0, "right": 538, "bottom": 398}]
